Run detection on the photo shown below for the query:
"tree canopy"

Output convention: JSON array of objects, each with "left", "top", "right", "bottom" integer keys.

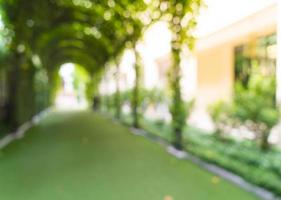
[{"left": 0, "top": 0, "right": 202, "bottom": 132}]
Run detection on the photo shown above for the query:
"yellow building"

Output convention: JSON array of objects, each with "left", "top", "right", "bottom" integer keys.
[{"left": 195, "top": 3, "right": 279, "bottom": 108}]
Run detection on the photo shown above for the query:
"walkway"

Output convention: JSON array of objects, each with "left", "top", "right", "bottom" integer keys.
[{"left": 0, "top": 111, "right": 258, "bottom": 200}]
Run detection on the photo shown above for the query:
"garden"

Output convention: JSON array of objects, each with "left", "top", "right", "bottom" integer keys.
[{"left": 0, "top": 0, "right": 280, "bottom": 199}]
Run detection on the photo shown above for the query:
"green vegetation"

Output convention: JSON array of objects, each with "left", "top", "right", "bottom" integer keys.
[
  {"left": 165, "top": 0, "right": 201, "bottom": 150},
  {"left": 127, "top": 116, "right": 281, "bottom": 197},
  {"left": 209, "top": 67, "right": 279, "bottom": 150},
  {"left": 131, "top": 47, "right": 142, "bottom": 128},
  {"left": 186, "top": 133, "right": 281, "bottom": 196},
  {"left": 208, "top": 101, "right": 233, "bottom": 139},
  {"left": 203, "top": 59, "right": 281, "bottom": 194},
  {"left": 0, "top": 0, "right": 155, "bottom": 130},
  {"left": 0, "top": 1, "right": 203, "bottom": 149},
  {"left": 0, "top": 0, "right": 280, "bottom": 198},
  {"left": 0, "top": 111, "right": 257, "bottom": 200},
  {"left": 233, "top": 75, "right": 279, "bottom": 150},
  {"left": 231, "top": 34, "right": 279, "bottom": 150}
]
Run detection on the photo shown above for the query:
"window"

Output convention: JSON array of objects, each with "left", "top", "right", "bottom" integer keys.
[{"left": 234, "top": 33, "right": 277, "bottom": 87}]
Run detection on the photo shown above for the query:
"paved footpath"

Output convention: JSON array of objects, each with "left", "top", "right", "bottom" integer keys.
[{"left": 0, "top": 111, "right": 258, "bottom": 200}]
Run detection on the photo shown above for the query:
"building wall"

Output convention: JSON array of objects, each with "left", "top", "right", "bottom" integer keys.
[
  {"left": 194, "top": 3, "right": 278, "bottom": 108},
  {"left": 196, "top": 43, "right": 234, "bottom": 107}
]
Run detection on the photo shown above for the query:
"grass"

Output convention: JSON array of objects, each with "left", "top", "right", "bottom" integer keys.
[
  {"left": 136, "top": 117, "right": 281, "bottom": 197},
  {"left": 0, "top": 111, "right": 258, "bottom": 200}
]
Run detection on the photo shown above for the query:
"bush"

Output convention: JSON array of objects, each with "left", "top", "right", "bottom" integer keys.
[
  {"left": 209, "top": 101, "right": 233, "bottom": 139},
  {"left": 233, "top": 75, "right": 279, "bottom": 150},
  {"left": 138, "top": 118, "right": 281, "bottom": 197},
  {"left": 102, "top": 88, "right": 168, "bottom": 119},
  {"left": 185, "top": 132, "right": 281, "bottom": 196},
  {"left": 209, "top": 73, "right": 280, "bottom": 150}
]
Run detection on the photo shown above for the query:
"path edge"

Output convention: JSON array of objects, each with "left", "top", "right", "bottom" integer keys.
[
  {"left": 128, "top": 127, "right": 280, "bottom": 200},
  {"left": 0, "top": 108, "right": 52, "bottom": 150}
]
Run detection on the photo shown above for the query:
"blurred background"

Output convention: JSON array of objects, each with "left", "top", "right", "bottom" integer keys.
[{"left": 0, "top": 0, "right": 281, "bottom": 199}]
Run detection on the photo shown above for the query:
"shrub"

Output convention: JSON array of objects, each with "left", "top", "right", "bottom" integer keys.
[
  {"left": 140, "top": 117, "right": 281, "bottom": 196},
  {"left": 209, "top": 101, "right": 233, "bottom": 139},
  {"left": 233, "top": 75, "right": 279, "bottom": 150}
]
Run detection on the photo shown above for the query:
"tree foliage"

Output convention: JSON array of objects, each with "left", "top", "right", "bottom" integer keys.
[
  {"left": 0, "top": 0, "right": 149, "bottom": 128},
  {"left": 163, "top": 0, "right": 202, "bottom": 149},
  {"left": 0, "top": 0, "right": 202, "bottom": 134}
]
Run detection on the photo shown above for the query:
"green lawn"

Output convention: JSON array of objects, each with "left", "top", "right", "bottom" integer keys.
[{"left": 0, "top": 111, "right": 258, "bottom": 200}]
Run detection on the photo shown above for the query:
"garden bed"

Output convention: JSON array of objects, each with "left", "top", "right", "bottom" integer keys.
[{"left": 120, "top": 115, "right": 281, "bottom": 197}]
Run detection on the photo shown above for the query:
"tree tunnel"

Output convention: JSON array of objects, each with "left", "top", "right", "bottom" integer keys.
[
  {"left": 0, "top": 0, "right": 202, "bottom": 150},
  {"left": 1, "top": 2, "right": 281, "bottom": 198},
  {"left": 0, "top": 0, "right": 145, "bottom": 129}
]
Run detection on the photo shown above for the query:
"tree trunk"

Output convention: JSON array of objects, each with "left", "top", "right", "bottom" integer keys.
[
  {"left": 174, "top": 128, "right": 183, "bottom": 150},
  {"left": 169, "top": 48, "right": 186, "bottom": 150},
  {"left": 5, "top": 63, "right": 20, "bottom": 130},
  {"left": 5, "top": 55, "right": 36, "bottom": 130},
  {"left": 132, "top": 46, "right": 141, "bottom": 128},
  {"left": 114, "top": 63, "right": 121, "bottom": 119},
  {"left": 260, "top": 131, "right": 270, "bottom": 151}
]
